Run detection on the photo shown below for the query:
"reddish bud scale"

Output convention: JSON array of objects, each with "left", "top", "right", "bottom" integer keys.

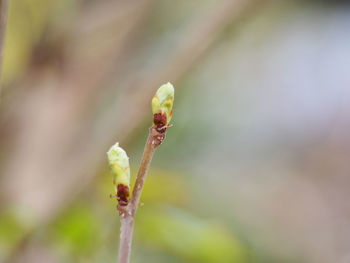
[
  {"left": 153, "top": 112, "right": 167, "bottom": 132},
  {"left": 117, "top": 184, "right": 130, "bottom": 206}
]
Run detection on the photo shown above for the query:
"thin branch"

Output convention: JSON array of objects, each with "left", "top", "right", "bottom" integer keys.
[
  {"left": 117, "top": 126, "right": 167, "bottom": 263},
  {"left": 118, "top": 216, "right": 134, "bottom": 263},
  {"left": 0, "top": 0, "right": 9, "bottom": 98},
  {"left": 130, "top": 127, "right": 165, "bottom": 213}
]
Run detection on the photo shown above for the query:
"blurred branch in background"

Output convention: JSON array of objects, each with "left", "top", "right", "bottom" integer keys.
[
  {"left": 1, "top": 0, "right": 155, "bottom": 221},
  {"left": 0, "top": 0, "right": 10, "bottom": 96},
  {"left": 0, "top": 0, "right": 265, "bottom": 262}
]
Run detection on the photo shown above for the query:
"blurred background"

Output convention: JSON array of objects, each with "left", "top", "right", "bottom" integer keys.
[{"left": 1, "top": 0, "right": 350, "bottom": 262}]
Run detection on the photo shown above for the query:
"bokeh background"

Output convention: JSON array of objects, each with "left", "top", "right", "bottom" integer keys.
[{"left": 1, "top": 0, "right": 350, "bottom": 262}]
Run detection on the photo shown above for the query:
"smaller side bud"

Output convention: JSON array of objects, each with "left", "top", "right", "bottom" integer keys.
[
  {"left": 152, "top": 82, "right": 174, "bottom": 132},
  {"left": 107, "top": 142, "right": 130, "bottom": 206}
]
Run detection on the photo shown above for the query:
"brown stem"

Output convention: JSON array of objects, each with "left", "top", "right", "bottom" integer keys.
[
  {"left": 117, "top": 215, "right": 134, "bottom": 263},
  {"left": 117, "top": 126, "right": 166, "bottom": 263}
]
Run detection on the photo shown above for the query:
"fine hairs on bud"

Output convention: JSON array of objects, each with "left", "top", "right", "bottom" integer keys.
[
  {"left": 107, "top": 143, "right": 130, "bottom": 206},
  {"left": 152, "top": 82, "right": 174, "bottom": 131}
]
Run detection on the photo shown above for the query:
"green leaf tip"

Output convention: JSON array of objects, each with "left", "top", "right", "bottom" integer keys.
[
  {"left": 152, "top": 82, "right": 174, "bottom": 130},
  {"left": 107, "top": 142, "right": 130, "bottom": 205}
]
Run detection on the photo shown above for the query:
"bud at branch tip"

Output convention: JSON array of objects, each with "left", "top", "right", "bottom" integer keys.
[
  {"left": 107, "top": 142, "right": 130, "bottom": 206},
  {"left": 152, "top": 82, "right": 174, "bottom": 132}
]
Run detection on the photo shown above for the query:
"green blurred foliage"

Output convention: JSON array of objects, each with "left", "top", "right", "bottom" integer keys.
[
  {"left": 50, "top": 204, "right": 102, "bottom": 256},
  {"left": 2, "top": 0, "right": 73, "bottom": 84},
  {"left": 0, "top": 207, "right": 36, "bottom": 260},
  {"left": 0, "top": 211, "right": 25, "bottom": 260},
  {"left": 3, "top": 0, "right": 48, "bottom": 84},
  {"left": 139, "top": 169, "right": 191, "bottom": 206},
  {"left": 136, "top": 207, "right": 248, "bottom": 263}
]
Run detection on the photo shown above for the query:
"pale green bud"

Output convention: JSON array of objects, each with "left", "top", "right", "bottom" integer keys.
[
  {"left": 107, "top": 142, "right": 130, "bottom": 205},
  {"left": 152, "top": 82, "right": 174, "bottom": 128}
]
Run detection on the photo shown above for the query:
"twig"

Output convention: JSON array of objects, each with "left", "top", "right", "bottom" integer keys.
[
  {"left": 117, "top": 126, "right": 167, "bottom": 263},
  {"left": 0, "top": 0, "right": 9, "bottom": 99}
]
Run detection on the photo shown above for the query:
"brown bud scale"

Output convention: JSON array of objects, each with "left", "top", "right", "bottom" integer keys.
[
  {"left": 117, "top": 184, "right": 130, "bottom": 206},
  {"left": 153, "top": 112, "right": 167, "bottom": 132}
]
